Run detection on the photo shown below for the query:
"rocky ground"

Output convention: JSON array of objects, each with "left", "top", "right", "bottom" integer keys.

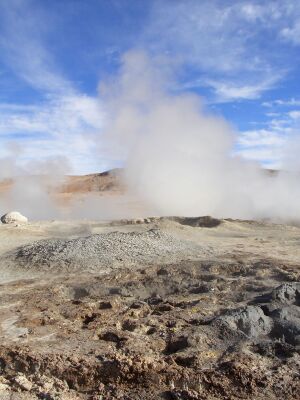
[{"left": 0, "top": 217, "right": 299, "bottom": 399}]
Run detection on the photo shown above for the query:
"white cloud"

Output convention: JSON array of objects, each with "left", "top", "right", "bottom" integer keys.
[
  {"left": 280, "top": 21, "right": 300, "bottom": 45},
  {"left": 236, "top": 128, "right": 286, "bottom": 167},
  {"left": 143, "top": 1, "right": 300, "bottom": 101},
  {"left": 146, "top": 2, "right": 287, "bottom": 93},
  {"left": 0, "top": 1, "right": 106, "bottom": 174},
  {"left": 238, "top": 129, "right": 285, "bottom": 147},
  {"left": 147, "top": 1, "right": 271, "bottom": 73},
  {"left": 288, "top": 110, "right": 300, "bottom": 119},
  {"left": 0, "top": 0, "right": 72, "bottom": 94},
  {"left": 1, "top": 0, "right": 300, "bottom": 173},
  {"left": 236, "top": 147, "right": 282, "bottom": 169},
  {"left": 263, "top": 98, "right": 300, "bottom": 107},
  {"left": 0, "top": 95, "right": 104, "bottom": 173},
  {"left": 240, "top": 4, "right": 265, "bottom": 22},
  {"left": 205, "top": 77, "right": 279, "bottom": 101},
  {"left": 237, "top": 104, "right": 300, "bottom": 168}
]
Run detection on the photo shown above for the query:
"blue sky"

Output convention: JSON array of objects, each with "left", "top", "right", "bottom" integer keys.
[{"left": 1, "top": 0, "right": 300, "bottom": 174}]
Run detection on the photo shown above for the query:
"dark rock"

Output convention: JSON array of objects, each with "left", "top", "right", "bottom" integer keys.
[
  {"left": 271, "top": 283, "right": 300, "bottom": 305},
  {"left": 216, "top": 306, "right": 273, "bottom": 338}
]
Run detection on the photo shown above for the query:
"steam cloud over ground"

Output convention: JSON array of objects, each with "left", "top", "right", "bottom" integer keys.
[
  {"left": 1, "top": 51, "right": 300, "bottom": 222},
  {"left": 102, "top": 51, "right": 300, "bottom": 222}
]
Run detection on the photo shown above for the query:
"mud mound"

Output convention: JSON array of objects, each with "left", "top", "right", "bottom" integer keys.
[
  {"left": 164, "top": 216, "right": 222, "bottom": 228},
  {"left": 7, "top": 229, "right": 204, "bottom": 274},
  {"left": 114, "top": 216, "right": 223, "bottom": 228}
]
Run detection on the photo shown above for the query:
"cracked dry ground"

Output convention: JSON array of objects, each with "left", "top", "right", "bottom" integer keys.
[{"left": 0, "top": 254, "right": 299, "bottom": 399}]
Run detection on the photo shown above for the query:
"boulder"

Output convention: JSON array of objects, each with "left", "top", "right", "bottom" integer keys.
[
  {"left": 14, "top": 374, "right": 32, "bottom": 391},
  {"left": 216, "top": 305, "right": 273, "bottom": 338},
  {"left": 1, "top": 211, "right": 28, "bottom": 224},
  {"left": 271, "top": 283, "right": 300, "bottom": 305}
]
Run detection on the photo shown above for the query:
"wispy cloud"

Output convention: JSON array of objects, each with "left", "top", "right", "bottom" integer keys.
[
  {"left": 1, "top": 0, "right": 300, "bottom": 173},
  {"left": 0, "top": 0, "right": 72, "bottom": 94},
  {"left": 204, "top": 76, "right": 280, "bottom": 102},
  {"left": 236, "top": 128, "right": 286, "bottom": 168},
  {"left": 0, "top": 94, "right": 104, "bottom": 173},
  {"left": 238, "top": 129, "right": 286, "bottom": 148},
  {"left": 263, "top": 98, "right": 300, "bottom": 107},
  {"left": 237, "top": 105, "right": 300, "bottom": 168},
  {"left": 0, "top": 0, "right": 105, "bottom": 173},
  {"left": 143, "top": 0, "right": 300, "bottom": 101},
  {"left": 289, "top": 110, "right": 300, "bottom": 119}
]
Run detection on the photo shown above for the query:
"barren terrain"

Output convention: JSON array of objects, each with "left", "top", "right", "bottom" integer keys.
[{"left": 0, "top": 216, "right": 299, "bottom": 399}]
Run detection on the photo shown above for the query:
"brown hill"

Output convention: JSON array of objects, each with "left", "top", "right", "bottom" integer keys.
[
  {"left": 59, "top": 168, "right": 124, "bottom": 194},
  {"left": 0, "top": 178, "right": 13, "bottom": 194},
  {"left": 0, "top": 169, "right": 124, "bottom": 197}
]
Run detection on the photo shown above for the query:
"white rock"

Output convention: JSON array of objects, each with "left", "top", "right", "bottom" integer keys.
[
  {"left": 0, "top": 377, "right": 10, "bottom": 391},
  {"left": 0, "top": 382, "right": 10, "bottom": 391},
  {"left": 1, "top": 211, "right": 28, "bottom": 224},
  {"left": 14, "top": 374, "right": 32, "bottom": 391}
]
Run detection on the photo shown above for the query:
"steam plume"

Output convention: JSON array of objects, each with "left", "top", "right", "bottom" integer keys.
[
  {"left": 0, "top": 145, "right": 70, "bottom": 220},
  {"left": 101, "top": 51, "right": 300, "bottom": 222},
  {"left": 1, "top": 51, "right": 300, "bottom": 223}
]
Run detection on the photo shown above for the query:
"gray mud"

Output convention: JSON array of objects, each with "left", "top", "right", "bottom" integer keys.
[
  {"left": 0, "top": 217, "right": 299, "bottom": 399},
  {"left": 4, "top": 229, "right": 208, "bottom": 274}
]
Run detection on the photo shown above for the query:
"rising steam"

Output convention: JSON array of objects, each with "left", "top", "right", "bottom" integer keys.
[
  {"left": 0, "top": 145, "right": 71, "bottom": 220},
  {"left": 101, "top": 51, "right": 300, "bottom": 222},
  {"left": 1, "top": 51, "right": 300, "bottom": 222}
]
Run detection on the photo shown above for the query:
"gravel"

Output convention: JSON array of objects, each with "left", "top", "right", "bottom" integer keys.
[{"left": 7, "top": 229, "right": 205, "bottom": 274}]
